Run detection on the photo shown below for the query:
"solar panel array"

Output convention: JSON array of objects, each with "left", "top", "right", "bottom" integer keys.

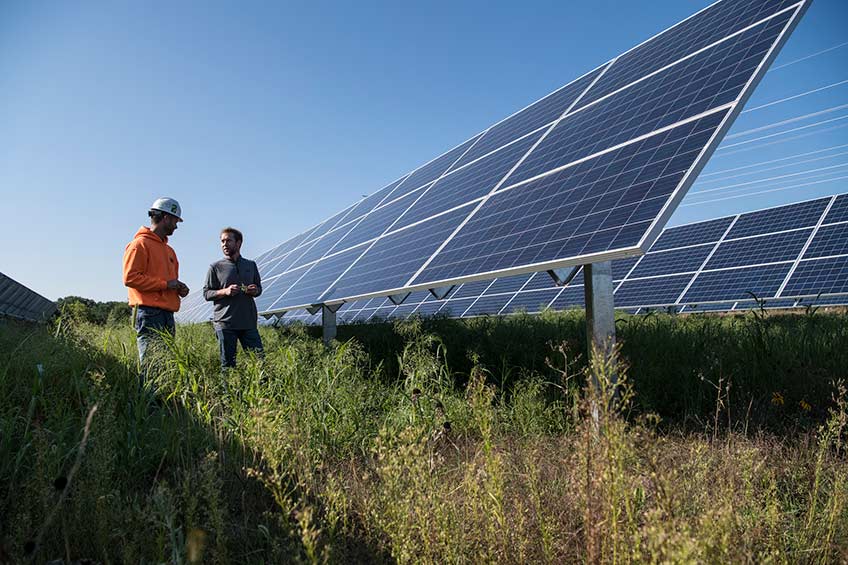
[
  {"left": 180, "top": 193, "right": 848, "bottom": 325},
  {"left": 177, "top": 0, "right": 811, "bottom": 323},
  {"left": 267, "top": 192, "right": 848, "bottom": 323},
  {"left": 0, "top": 272, "right": 56, "bottom": 322}
]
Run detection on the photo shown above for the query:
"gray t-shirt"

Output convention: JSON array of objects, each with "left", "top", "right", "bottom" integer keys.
[{"left": 203, "top": 256, "right": 262, "bottom": 330}]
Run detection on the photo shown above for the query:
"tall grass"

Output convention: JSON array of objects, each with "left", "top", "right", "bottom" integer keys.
[{"left": 1, "top": 309, "right": 846, "bottom": 563}]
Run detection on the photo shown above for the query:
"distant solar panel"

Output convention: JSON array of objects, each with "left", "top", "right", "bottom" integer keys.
[
  {"left": 0, "top": 272, "right": 56, "bottom": 322},
  {"left": 178, "top": 0, "right": 812, "bottom": 323}
]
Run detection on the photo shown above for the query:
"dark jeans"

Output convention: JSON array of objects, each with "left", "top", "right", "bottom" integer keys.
[
  {"left": 135, "top": 306, "right": 176, "bottom": 386},
  {"left": 215, "top": 327, "right": 264, "bottom": 368}
]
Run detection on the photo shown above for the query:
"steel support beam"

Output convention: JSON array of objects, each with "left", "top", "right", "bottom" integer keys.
[
  {"left": 583, "top": 261, "right": 616, "bottom": 381},
  {"left": 322, "top": 305, "right": 337, "bottom": 347}
]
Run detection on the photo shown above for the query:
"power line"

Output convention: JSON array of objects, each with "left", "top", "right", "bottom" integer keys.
[
  {"left": 714, "top": 122, "right": 848, "bottom": 158},
  {"left": 691, "top": 162, "right": 848, "bottom": 196},
  {"left": 700, "top": 143, "right": 848, "bottom": 177},
  {"left": 717, "top": 114, "right": 848, "bottom": 150},
  {"left": 768, "top": 41, "right": 848, "bottom": 72},
  {"left": 742, "top": 79, "right": 848, "bottom": 113},
  {"left": 696, "top": 149, "right": 848, "bottom": 185},
  {"left": 725, "top": 103, "right": 848, "bottom": 140},
  {"left": 681, "top": 175, "right": 848, "bottom": 207}
]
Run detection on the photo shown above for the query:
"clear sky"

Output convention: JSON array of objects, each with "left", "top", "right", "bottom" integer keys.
[{"left": 1, "top": 0, "right": 846, "bottom": 302}]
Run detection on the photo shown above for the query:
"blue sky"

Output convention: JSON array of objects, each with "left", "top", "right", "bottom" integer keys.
[{"left": 1, "top": 0, "right": 846, "bottom": 302}]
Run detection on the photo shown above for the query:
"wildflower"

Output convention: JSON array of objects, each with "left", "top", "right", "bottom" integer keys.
[
  {"left": 771, "top": 391, "right": 784, "bottom": 406},
  {"left": 799, "top": 400, "right": 811, "bottom": 412}
]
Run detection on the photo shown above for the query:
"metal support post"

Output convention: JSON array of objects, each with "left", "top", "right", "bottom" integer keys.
[
  {"left": 322, "top": 305, "right": 337, "bottom": 347},
  {"left": 583, "top": 261, "right": 617, "bottom": 385}
]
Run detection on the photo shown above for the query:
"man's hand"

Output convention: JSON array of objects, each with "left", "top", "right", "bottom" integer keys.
[
  {"left": 219, "top": 284, "right": 240, "bottom": 297},
  {"left": 168, "top": 279, "right": 190, "bottom": 297},
  {"left": 245, "top": 284, "right": 259, "bottom": 296}
]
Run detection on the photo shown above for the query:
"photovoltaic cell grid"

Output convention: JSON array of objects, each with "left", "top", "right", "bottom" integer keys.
[
  {"left": 0, "top": 271, "right": 56, "bottom": 322},
  {"left": 177, "top": 0, "right": 811, "bottom": 323},
  {"left": 176, "top": 193, "right": 848, "bottom": 325},
  {"left": 257, "top": 192, "right": 848, "bottom": 325}
]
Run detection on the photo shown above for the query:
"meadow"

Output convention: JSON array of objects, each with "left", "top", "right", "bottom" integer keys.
[{"left": 1, "top": 306, "right": 847, "bottom": 563}]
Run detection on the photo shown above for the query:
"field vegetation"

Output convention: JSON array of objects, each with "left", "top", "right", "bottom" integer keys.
[{"left": 1, "top": 306, "right": 847, "bottom": 563}]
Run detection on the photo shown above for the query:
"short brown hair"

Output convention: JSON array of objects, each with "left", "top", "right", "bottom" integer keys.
[{"left": 221, "top": 227, "right": 243, "bottom": 243}]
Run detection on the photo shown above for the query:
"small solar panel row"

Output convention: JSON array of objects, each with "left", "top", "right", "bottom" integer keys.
[{"left": 0, "top": 272, "right": 56, "bottom": 322}]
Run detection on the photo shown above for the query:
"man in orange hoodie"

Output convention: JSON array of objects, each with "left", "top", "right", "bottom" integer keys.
[{"left": 122, "top": 197, "right": 190, "bottom": 380}]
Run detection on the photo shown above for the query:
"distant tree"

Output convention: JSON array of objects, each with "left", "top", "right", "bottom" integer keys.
[{"left": 56, "top": 296, "right": 131, "bottom": 326}]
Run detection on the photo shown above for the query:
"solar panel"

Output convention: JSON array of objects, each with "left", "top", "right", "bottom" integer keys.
[
  {"left": 180, "top": 192, "right": 848, "bottom": 325},
  {"left": 178, "top": 0, "right": 812, "bottom": 323},
  {"left": 0, "top": 272, "right": 56, "bottom": 322},
  {"left": 309, "top": 192, "right": 848, "bottom": 323}
]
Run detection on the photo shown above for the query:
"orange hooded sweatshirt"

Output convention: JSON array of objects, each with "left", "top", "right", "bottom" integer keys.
[{"left": 122, "top": 227, "right": 181, "bottom": 312}]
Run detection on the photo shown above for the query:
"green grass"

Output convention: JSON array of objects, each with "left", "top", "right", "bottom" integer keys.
[{"left": 1, "top": 309, "right": 846, "bottom": 563}]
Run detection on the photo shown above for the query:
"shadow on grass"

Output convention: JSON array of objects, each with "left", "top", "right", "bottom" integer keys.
[{"left": 0, "top": 317, "right": 390, "bottom": 563}]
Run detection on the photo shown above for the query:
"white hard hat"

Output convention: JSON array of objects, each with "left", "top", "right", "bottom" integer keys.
[{"left": 150, "top": 197, "right": 183, "bottom": 221}]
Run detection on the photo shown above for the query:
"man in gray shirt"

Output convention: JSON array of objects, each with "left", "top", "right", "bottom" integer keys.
[{"left": 203, "top": 227, "right": 264, "bottom": 369}]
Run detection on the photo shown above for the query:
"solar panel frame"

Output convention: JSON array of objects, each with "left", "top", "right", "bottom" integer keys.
[{"left": 176, "top": 0, "right": 813, "bottom": 320}]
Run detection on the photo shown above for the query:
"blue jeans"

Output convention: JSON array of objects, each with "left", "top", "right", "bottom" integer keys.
[
  {"left": 215, "top": 327, "right": 264, "bottom": 368},
  {"left": 135, "top": 306, "right": 175, "bottom": 385}
]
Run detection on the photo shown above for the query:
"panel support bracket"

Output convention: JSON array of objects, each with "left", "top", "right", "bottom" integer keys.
[
  {"left": 388, "top": 292, "right": 411, "bottom": 305},
  {"left": 548, "top": 266, "right": 581, "bottom": 286},
  {"left": 429, "top": 285, "right": 455, "bottom": 300}
]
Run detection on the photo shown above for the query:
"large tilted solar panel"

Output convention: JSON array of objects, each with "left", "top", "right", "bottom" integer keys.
[
  {"left": 176, "top": 192, "right": 848, "bottom": 325},
  {"left": 175, "top": 0, "right": 811, "bottom": 324},
  {"left": 263, "top": 192, "right": 848, "bottom": 325},
  {"left": 0, "top": 272, "right": 56, "bottom": 322}
]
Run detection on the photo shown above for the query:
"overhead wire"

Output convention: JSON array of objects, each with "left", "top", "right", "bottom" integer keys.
[
  {"left": 767, "top": 40, "right": 848, "bottom": 73},
  {"left": 699, "top": 143, "right": 848, "bottom": 177},
  {"left": 725, "top": 103, "right": 848, "bottom": 140},
  {"left": 741, "top": 79, "right": 848, "bottom": 113},
  {"left": 713, "top": 122, "right": 848, "bottom": 157},
  {"left": 716, "top": 114, "right": 848, "bottom": 151},
  {"left": 690, "top": 162, "right": 848, "bottom": 196},
  {"left": 681, "top": 175, "right": 848, "bottom": 207},
  {"left": 696, "top": 149, "right": 848, "bottom": 185}
]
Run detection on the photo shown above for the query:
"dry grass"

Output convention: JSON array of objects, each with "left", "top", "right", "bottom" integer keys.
[{"left": 0, "top": 313, "right": 846, "bottom": 563}]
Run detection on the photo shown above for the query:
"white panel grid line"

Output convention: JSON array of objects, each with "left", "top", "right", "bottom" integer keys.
[
  {"left": 613, "top": 254, "right": 648, "bottom": 293},
  {"left": 407, "top": 57, "right": 620, "bottom": 286},
  {"left": 778, "top": 241, "right": 848, "bottom": 299},
  {"left": 460, "top": 279, "right": 500, "bottom": 318},
  {"left": 498, "top": 273, "right": 544, "bottom": 316},
  {"left": 310, "top": 134, "right": 490, "bottom": 306},
  {"left": 186, "top": 0, "right": 814, "bottom": 320},
  {"left": 673, "top": 215, "right": 740, "bottom": 304},
  {"left": 637, "top": 1, "right": 809, "bottom": 254},
  {"left": 540, "top": 2, "right": 804, "bottom": 137}
]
